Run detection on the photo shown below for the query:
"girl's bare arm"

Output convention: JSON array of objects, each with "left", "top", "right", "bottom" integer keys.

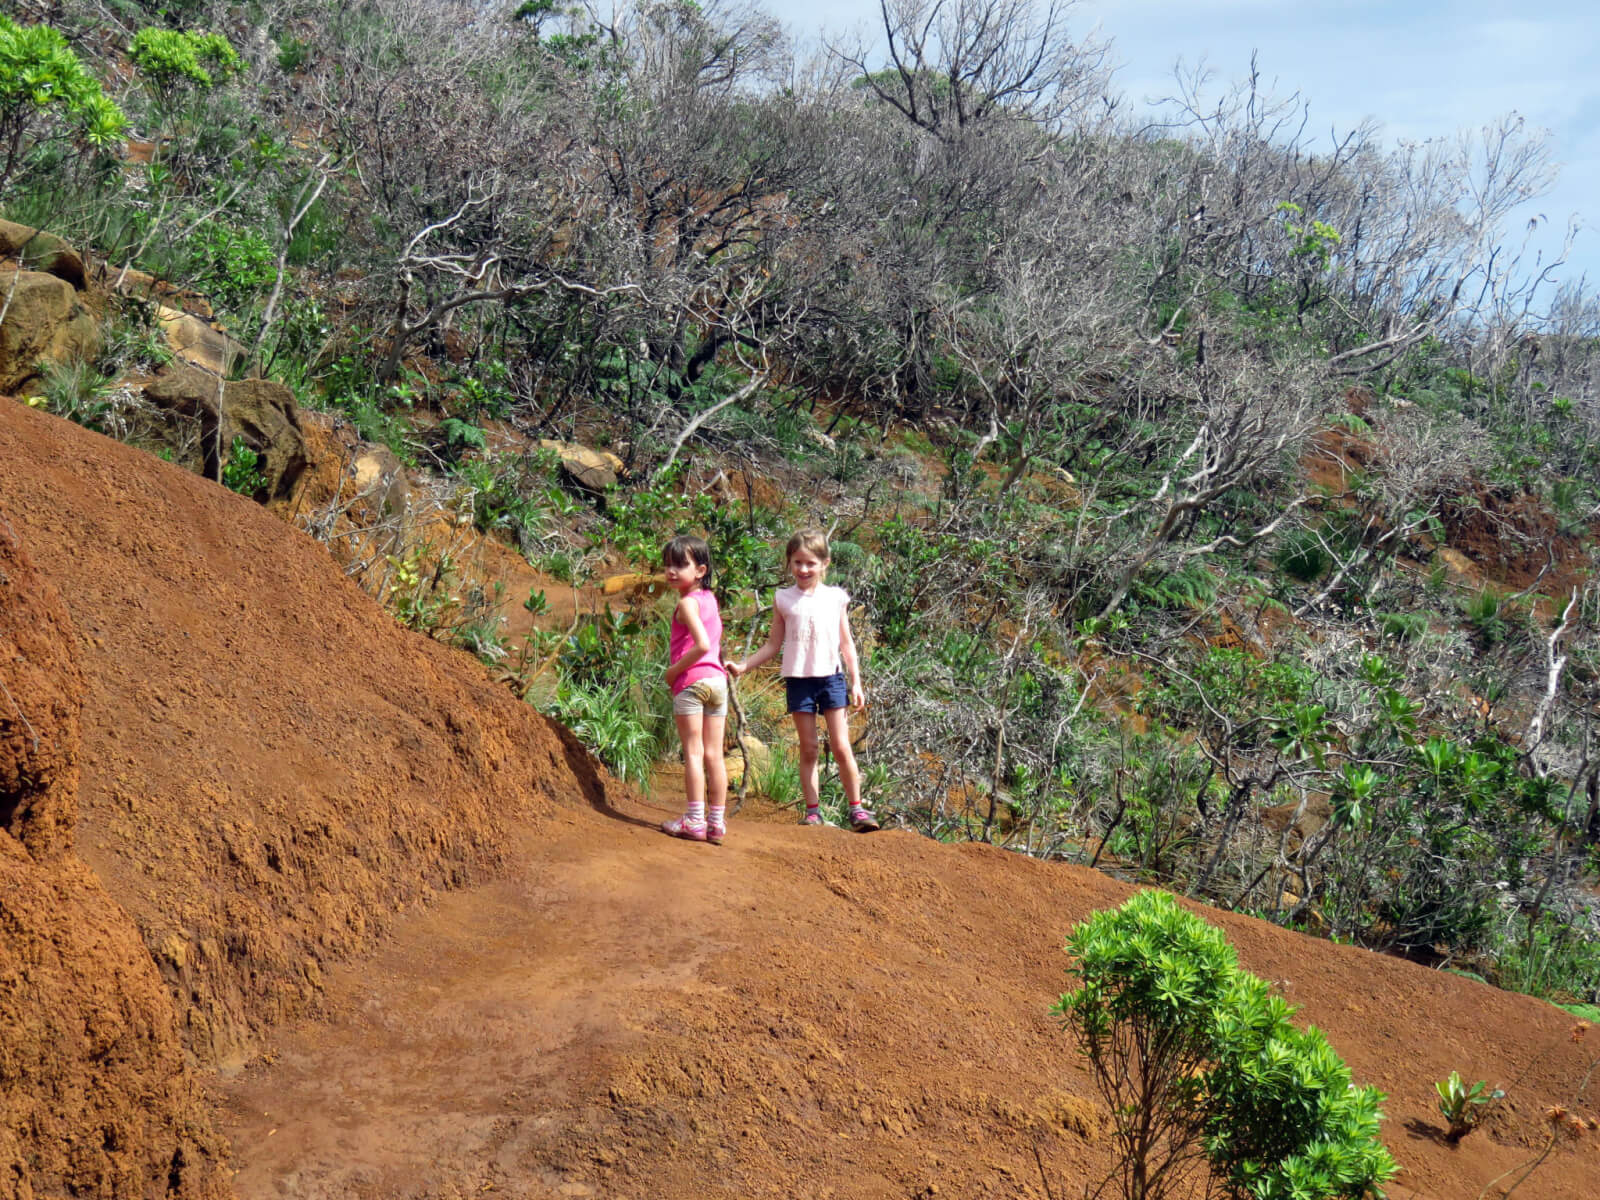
[
  {"left": 729, "top": 608, "right": 784, "bottom": 676},
  {"left": 839, "top": 606, "right": 865, "bottom": 710}
]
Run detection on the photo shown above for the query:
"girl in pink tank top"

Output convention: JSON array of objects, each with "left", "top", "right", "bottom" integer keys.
[{"left": 660, "top": 536, "right": 729, "bottom": 844}]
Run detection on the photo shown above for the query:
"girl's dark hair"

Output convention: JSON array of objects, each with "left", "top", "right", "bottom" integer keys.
[{"left": 661, "top": 534, "right": 713, "bottom": 588}]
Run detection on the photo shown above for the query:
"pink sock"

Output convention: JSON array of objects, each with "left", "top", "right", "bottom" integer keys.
[{"left": 686, "top": 798, "right": 706, "bottom": 823}]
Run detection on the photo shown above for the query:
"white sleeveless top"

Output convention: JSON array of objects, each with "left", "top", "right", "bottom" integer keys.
[{"left": 776, "top": 584, "right": 849, "bottom": 678}]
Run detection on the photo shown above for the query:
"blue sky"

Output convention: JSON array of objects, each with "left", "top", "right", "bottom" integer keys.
[{"left": 767, "top": 0, "right": 1599, "bottom": 290}]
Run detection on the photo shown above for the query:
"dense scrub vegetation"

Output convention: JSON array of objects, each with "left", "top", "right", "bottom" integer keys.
[{"left": 7, "top": 0, "right": 1600, "bottom": 1012}]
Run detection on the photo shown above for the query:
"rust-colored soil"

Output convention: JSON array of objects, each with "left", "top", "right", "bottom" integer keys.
[{"left": 4, "top": 399, "right": 1600, "bottom": 1200}]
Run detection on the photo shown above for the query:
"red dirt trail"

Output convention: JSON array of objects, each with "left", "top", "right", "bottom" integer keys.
[{"left": 3, "top": 399, "right": 1599, "bottom": 1200}]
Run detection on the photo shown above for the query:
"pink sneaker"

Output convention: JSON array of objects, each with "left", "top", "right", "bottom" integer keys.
[
  {"left": 706, "top": 816, "right": 726, "bottom": 845},
  {"left": 662, "top": 814, "right": 707, "bottom": 841},
  {"left": 801, "top": 808, "right": 825, "bottom": 826},
  {"left": 849, "top": 808, "right": 880, "bottom": 833}
]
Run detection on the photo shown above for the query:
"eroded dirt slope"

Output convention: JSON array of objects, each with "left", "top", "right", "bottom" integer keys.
[
  {"left": 0, "top": 400, "right": 614, "bottom": 1073},
  {"left": 2, "top": 507, "right": 227, "bottom": 1199}
]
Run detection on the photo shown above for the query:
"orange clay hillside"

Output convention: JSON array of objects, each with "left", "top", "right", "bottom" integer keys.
[{"left": 3, "top": 396, "right": 1599, "bottom": 1200}]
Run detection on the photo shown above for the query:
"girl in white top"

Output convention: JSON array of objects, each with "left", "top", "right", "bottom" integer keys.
[{"left": 727, "top": 530, "right": 878, "bottom": 832}]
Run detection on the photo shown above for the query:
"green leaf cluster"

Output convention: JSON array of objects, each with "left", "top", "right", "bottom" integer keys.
[
  {"left": 1056, "top": 891, "right": 1397, "bottom": 1200},
  {"left": 1433, "top": 1070, "right": 1500, "bottom": 1142},
  {"left": 129, "top": 28, "right": 240, "bottom": 94},
  {"left": 221, "top": 436, "right": 267, "bottom": 497},
  {"left": 0, "top": 17, "right": 126, "bottom": 190}
]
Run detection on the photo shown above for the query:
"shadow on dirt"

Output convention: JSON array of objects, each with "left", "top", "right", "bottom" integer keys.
[
  {"left": 1403, "top": 1118, "right": 1453, "bottom": 1146},
  {"left": 551, "top": 721, "right": 656, "bottom": 829}
]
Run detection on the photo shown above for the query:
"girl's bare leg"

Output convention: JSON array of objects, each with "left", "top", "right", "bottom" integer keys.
[
  {"left": 792, "top": 711, "right": 821, "bottom": 811},
  {"left": 703, "top": 711, "right": 728, "bottom": 811},
  {"left": 675, "top": 711, "right": 706, "bottom": 817},
  {"left": 823, "top": 706, "right": 863, "bottom": 809}
]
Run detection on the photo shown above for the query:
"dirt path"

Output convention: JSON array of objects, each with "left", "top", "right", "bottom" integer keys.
[
  {"left": 215, "top": 784, "right": 1600, "bottom": 1200},
  {"left": 215, "top": 789, "right": 1114, "bottom": 1200},
  {"left": 216, "top": 798, "right": 745, "bottom": 1200}
]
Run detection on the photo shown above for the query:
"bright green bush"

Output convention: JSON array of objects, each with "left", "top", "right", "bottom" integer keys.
[
  {"left": 128, "top": 28, "right": 240, "bottom": 98},
  {"left": 1055, "top": 891, "right": 1397, "bottom": 1200},
  {"left": 0, "top": 17, "right": 125, "bottom": 193}
]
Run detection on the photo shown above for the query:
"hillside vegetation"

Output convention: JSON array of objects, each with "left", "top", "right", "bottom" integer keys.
[
  {"left": 3, "top": 1, "right": 1600, "bottom": 1191},
  {"left": 7, "top": 0, "right": 1599, "bottom": 1006}
]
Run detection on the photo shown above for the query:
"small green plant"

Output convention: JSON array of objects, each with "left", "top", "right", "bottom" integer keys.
[
  {"left": 98, "top": 301, "right": 173, "bottom": 376},
  {"left": 221, "top": 436, "right": 267, "bottom": 497},
  {"left": 1462, "top": 587, "right": 1508, "bottom": 645},
  {"left": 545, "top": 677, "right": 660, "bottom": 785},
  {"left": 184, "top": 219, "right": 276, "bottom": 312},
  {"left": 434, "top": 417, "right": 488, "bottom": 463},
  {"left": 1494, "top": 913, "right": 1600, "bottom": 1004},
  {"left": 752, "top": 742, "right": 801, "bottom": 810},
  {"left": 1435, "top": 1070, "right": 1500, "bottom": 1143},
  {"left": 384, "top": 544, "right": 458, "bottom": 633},
  {"left": 1274, "top": 529, "right": 1332, "bottom": 583},
  {"left": 541, "top": 548, "right": 583, "bottom": 583},
  {"left": 29, "top": 359, "right": 112, "bottom": 429},
  {"left": 1055, "top": 890, "right": 1397, "bottom": 1200},
  {"left": 275, "top": 35, "right": 311, "bottom": 74},
  {"left": 1377, "top": 611, "right": 1428, "bottom": 642}
]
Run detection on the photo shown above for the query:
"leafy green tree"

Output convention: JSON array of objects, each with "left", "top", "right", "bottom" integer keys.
[
  {"left": 1055, "top": 891, "right": 1397, "bottom": 1200},
  {"left": 0, "top": 17, "right": 125, "bottom": 195},
  {"left": 128, "top": 28, "right": 240, "bottom": 112}
]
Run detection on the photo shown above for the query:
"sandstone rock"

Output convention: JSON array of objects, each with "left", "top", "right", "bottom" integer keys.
[
  {"left": 541, "top": 438, "right": 625, "bottom": 491},
  {"left": 0, "top": 269, "right": 101, "bottom": 393},
  {"left": 351, "top": 443, "right": 410, "bottom": 515},
  {"left": 727, "top": 733, "right": 771, "bottom": 789},
  {"left": 0, "top": 219, "right": 86, "bottom": 289},
  {"left": 156, "top": 303, "right": 243, "bottom": 376},
  {"left": 1436, "top": 546, "right": 1480, "bottom": 584},
  {"left": 108, "top": 266, "right": 214, "bottom": 318},
  {"left": 144, "top": 363, "right": 309, "bottom": 501},
  {"left": 601, "top": 571, "right": 664, "bottom": 598}
]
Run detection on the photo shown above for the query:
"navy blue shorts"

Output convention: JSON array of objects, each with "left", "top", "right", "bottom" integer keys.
[{"left": 785, "top": 671, "right": 849, "bottom": 714}]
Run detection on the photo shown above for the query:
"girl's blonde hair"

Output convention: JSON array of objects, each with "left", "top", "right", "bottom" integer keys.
[{"left": 784, "top": 528, "right": 830, "bottom": 564}]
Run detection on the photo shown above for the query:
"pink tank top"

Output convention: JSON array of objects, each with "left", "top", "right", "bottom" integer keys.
[{"left": 669, "top": 589, "right": 724, "bottom": 694}]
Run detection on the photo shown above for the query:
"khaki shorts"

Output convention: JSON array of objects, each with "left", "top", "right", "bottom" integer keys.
[{"left": 672, "top": 676, "right": 729, "bottom": 718}]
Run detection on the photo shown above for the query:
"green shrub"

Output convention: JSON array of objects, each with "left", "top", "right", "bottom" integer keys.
[
  {"left": 1128, "top": 562, "right": 1218, "bottom": 612},
  {"left": 1493, "top": 913, "right": 1600, "bottom": 1004},
  {"left": 29, "top": 359, "right": 112, "bottom": 430},
  {"left": 1054, "top": 891, "right": 1397, "bottom": 1200},
  {"left": 1461, "top": 587, "right": 1509, "bottom": 646},
  {"left": 221, "top": 436, "right": 266, "bottom": 497},
  {"left": 546, "top": 677, "right": 660, "bottom": 785},
  {"left": 184, "top": 219, "right": 276, "bottom": 312},
  {"left": 1274, "top": 529, "right": 1331, "bottom": 583},
  {"left": 752, "top": 740, "right": 800, "bottom": 809},
  {"left": 543, "top": 609, "right": 672, "bottom": 783},
  {"left": 1376, "top": 611, "right": 1427, "bottom": 642},
  {"left": 0, "top": 17, "right": 126, "bottom": 195},
  {"left": 128, "top": 27, "right": 239, "bottom": 100}
]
